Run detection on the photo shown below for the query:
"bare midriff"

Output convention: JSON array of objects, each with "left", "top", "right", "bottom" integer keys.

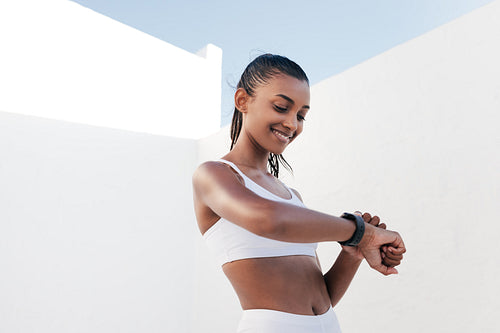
[{"left": 222, "top": 255, "right": 331, "bottom": 316}]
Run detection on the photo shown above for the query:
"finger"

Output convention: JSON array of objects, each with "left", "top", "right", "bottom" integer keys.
[
  {"left": 386, "top": 232, "right": 406, "bottom": 254},
  {"left": 378, "top": 223, "right": 387, "bottom": 230},
  {"left": 382, "top": 258, "right": 401, "bottom": 267},
  {"left": 362, "top": 212, "right": 372, "bottom": 223},
  {"left": 361, "top": 231, "right": 404, "bottom": 275},
  {"left": 382, "top": 244, "right": 402, "bottom": 254},
  {"left": 373, "top": 262, "right": 398, "bottom": 275},
  {"left": 382, "top": 260, "right": 394, "bottom": 268},
  {"left": 388, "top": 246, "right": 406, "bottom": 255},
  {"left": 369, "top": 215, "right": 380, "bottom": 226},
  {"left": 383, "top": 261, "right": 400, "bottom": 268},
  {"left": 381, "top": 259, "right": 393, "bottom": 267},
  {"left": 385, "top": 252, "right": 403, "bottom": 261},
  {"left": 382, "top": 257, "right": 401, "bottom": 266},
  {"left": 364, "top": 250, "right": 398, "bottom": 275},
  {"left": 386, "top": 248, "right": 404, "bottom": 258},
  {"left": 386, "top": 247, "right": 404, "bottom": 258}
]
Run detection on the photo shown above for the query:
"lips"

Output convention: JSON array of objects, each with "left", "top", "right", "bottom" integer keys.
[{"left": 272, "top": 128, "right": 293, "bottom": 143}]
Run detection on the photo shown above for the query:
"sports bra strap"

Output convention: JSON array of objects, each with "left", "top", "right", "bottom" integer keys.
[
  {"left": 217, "top": 159, "right": 296, "bottom": 202},
  {"left": 217, "top": 159, "right": 247, "bottom": 179}
]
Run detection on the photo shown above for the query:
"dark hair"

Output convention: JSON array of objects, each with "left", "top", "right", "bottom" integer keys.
[{"left": 230, "top": 54, "right": 309, "bottom": 177}]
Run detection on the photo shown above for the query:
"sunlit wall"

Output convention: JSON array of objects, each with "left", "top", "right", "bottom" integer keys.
[
  {"left": 0, "top": 0, "right": 222, "bottom": 139},
  {"left": 1, "top": 0, "right": 499, "bottom": 333},
  {"left": 194, "top": 1, "right": 500, "bottom": 332}
]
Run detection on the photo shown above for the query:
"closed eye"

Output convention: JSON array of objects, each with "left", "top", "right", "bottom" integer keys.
[
  {"left": 274, "top": 105, "right": 287, "bottom": 112},
  {"left": 274, "top": 104, "right": 306, "bottom": 121}
]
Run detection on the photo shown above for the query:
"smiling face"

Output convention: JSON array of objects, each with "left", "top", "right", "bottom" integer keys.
[{"left": 236, "top": 74, "right": 310, "bottom": 155}]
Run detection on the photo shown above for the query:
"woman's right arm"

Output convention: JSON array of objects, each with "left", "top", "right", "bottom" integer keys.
[
  {"left": 192, "top": 161, "right": 405, "bottom": 275},
  {"left": 193, "top": 161, "right": 357, "bottom": 242}
]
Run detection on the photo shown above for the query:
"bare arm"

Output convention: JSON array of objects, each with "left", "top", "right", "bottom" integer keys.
[
  {"left": 322, "top": 213, "right": 405, "bottom": 306},
  {"left": 193, "top": 161, "right": 356, "bottom": 243},
  {"left": 323, "top": 250, "right": 363, "bottom": 307},
  {"left": 193, "top": 161, "right": 405, "bottom": 275}
]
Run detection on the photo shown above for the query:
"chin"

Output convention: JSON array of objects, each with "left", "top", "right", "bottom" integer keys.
[{"left": 269, "top": 146, "right": 287, "bottom": 155}]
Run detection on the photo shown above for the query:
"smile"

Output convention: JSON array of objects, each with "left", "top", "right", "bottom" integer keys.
[{"left": 272, "top": 129, "right": 292, "bottom": 143}]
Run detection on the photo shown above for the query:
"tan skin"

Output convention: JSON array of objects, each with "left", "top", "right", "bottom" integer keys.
[{"left": 192, "top": 74, "right": 406, "bottom": 315}]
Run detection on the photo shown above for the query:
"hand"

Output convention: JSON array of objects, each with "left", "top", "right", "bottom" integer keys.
[
  {"left": 381, "top": 244, "right": 405, "bottom": 268},
  {"left": 357, "top": 219, "right": 406, "bottom": 276},
  {"left": 355, "top": 212, "right": 404, "bottom": 268},
  {"left": 341, "top": 212, "right": 383, "bottom": 260}
]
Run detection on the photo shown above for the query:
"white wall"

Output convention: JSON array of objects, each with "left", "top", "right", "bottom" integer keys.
[
  {"left": 194, "top": 1, "right": 500, "bottom": 332},
  {"left": 193, "top": 127, "right": 244, "bottom": 332},
  {"left": 1, "top": 0, "right": 499, "bottom": 332},
  {"left": 0, "top": 0, "right": 222, "bottom": 139},
  {"left": 0, "top": 111, "right": 199, "bottom": 332}
]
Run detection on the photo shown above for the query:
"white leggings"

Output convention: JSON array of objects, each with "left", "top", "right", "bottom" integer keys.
[{"left": 237, "top": 306, "right": 342, "bottom": 333}]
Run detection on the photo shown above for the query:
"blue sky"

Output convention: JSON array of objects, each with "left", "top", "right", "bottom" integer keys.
[{"left": 72, "top": 0, "right": 493, "bottom": 126}]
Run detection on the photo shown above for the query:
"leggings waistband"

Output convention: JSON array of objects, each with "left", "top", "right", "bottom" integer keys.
[
  {"left": 242, "top": 306, "right": 334, "bottom": 325},
  {"left": 238, "top": 306, "right": 342, "bottom": 333}
]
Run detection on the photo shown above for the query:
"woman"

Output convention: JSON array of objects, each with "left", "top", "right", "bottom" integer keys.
[{"left": 192, "top": 54, "right": 406, "bottom": 333}]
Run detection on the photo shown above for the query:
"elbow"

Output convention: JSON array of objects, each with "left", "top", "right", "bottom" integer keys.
[
  {"left": 251, "top": 201, "right": 285, "bottom": 238},
  {"left": 323, "top": 278, "right": 340, "bottom": 308}
]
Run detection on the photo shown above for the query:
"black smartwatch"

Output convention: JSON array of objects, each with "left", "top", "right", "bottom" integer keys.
[{"left": 338, "top": 212, "right": 365, "bottom": 247}]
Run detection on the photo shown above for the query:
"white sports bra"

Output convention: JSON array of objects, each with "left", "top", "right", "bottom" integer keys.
[{"left": 203, "top": 159, "right": 318, "bottom": 266}]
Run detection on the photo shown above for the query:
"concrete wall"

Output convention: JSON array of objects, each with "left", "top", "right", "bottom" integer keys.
[
  {"left": 193, "top": 126, "right": 244, "bottom": 332},
  {"left": 0, "top": 0, "right": 222, "bottom": 139},
  {"left": 1, "top": 0, "right": 499, "bottom": 332},
  {"left": 0, "top": 1, "right": 218, "bottom": 331},
  {"left": 193, "top": 1, "right": 500, "bottom": 332},
  {"left": 0, "top": 111, "right": 198, "bottom": 332}
]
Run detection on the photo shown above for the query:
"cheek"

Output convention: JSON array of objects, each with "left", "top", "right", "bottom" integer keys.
[
  {"left": 296, "top": 123, "right": 304, "bottom": 136},
  {"left": 289, "top": 124, "right": 303, "bottom": 143}
]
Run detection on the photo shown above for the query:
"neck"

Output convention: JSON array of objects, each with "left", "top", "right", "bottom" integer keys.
[{"left": 224, "top": 138, "right": 270, "bottom": 173}]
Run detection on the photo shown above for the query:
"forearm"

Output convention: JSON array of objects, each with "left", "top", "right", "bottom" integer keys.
[
  {"left": 196, "top": 163, "right": 358, "bottom": 244},
  {"left": 264, "top": 202, "right": 357, "bottom": 243},
  {"left": 323, "top": 250, "right": 363, "bottom": 307}
]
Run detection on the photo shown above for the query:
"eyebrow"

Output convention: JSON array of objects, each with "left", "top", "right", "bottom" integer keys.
[{"left": 275, "top": 94, "right": 310, "bottom": 109}]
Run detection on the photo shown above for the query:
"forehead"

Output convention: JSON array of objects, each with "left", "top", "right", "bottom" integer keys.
[{"left": 257, "top": 74, "right": 310, "bottom": 104}]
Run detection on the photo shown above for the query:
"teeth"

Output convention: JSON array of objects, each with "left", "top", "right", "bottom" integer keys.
[{"left": 273, "top": 129, "right": 290, "bottom": 140}]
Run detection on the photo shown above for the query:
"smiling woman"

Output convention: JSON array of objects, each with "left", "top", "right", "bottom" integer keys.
[
  {"left": 192, "top": 54, "right": 406, "bottom": 333},
  {"left": 234, "top": 73, "right": 309, "bottom": 151},
  {"left": 228, "top": 55, "right": 311, "bottom": 177}
]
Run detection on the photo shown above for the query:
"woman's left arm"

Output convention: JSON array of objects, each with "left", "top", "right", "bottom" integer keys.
[
  {"left": 323, "top": 212, "right": 404, "bottom": 307},
  {"left": 290, "top": 189, "right": 365, "bottom": 306},
  {"left": 323, "top": 249, "right": 363, "bottom": 308}
]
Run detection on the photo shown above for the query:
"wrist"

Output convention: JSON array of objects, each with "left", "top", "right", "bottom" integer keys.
[
  {"left": 340, "top": 248, "right": 364, "bottom": 263},
  {"left": 338, "top": 212, "right": 365, "bottom": 247},
  {"left": 357, "top": 222, "right": 375, "bottom": 248}
]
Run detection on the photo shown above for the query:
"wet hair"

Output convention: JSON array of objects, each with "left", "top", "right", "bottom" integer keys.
[{"left": 230, "top": 54, "right": 309, "bottom": 178}]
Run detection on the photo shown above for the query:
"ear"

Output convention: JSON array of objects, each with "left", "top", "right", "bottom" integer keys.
[{"left": 234, "top": 88, "right": 250, "bottom": 113}]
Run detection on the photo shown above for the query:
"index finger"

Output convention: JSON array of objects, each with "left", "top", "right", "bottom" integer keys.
[
  {"left": 386, "top": 231, "right": 406, "bottom": 254},
  {"left": 388, "top": 246, "right": 406, "bottom": 255},
  {"left": 372, "top": 261, "right": 399, "bottom": 276}
]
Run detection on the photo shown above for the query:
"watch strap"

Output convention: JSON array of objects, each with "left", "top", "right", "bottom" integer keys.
[{"left": 338, "top": 212, "right": 365, "bottom": 247}]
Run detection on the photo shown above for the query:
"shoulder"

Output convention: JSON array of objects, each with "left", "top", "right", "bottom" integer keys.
[
  {"left": 192, "top": 161, "right": 243, "bottom": 191},
  {"left": 193, "top": 160, "right": 223, "bottom": 178},
  {"left": 192, "top": 161, "right": 228, "bottom": 185}
]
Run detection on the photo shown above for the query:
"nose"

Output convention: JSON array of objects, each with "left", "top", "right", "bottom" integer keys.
[{"left": 283, "top": 114, "right": 297, "bottom": 132}]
